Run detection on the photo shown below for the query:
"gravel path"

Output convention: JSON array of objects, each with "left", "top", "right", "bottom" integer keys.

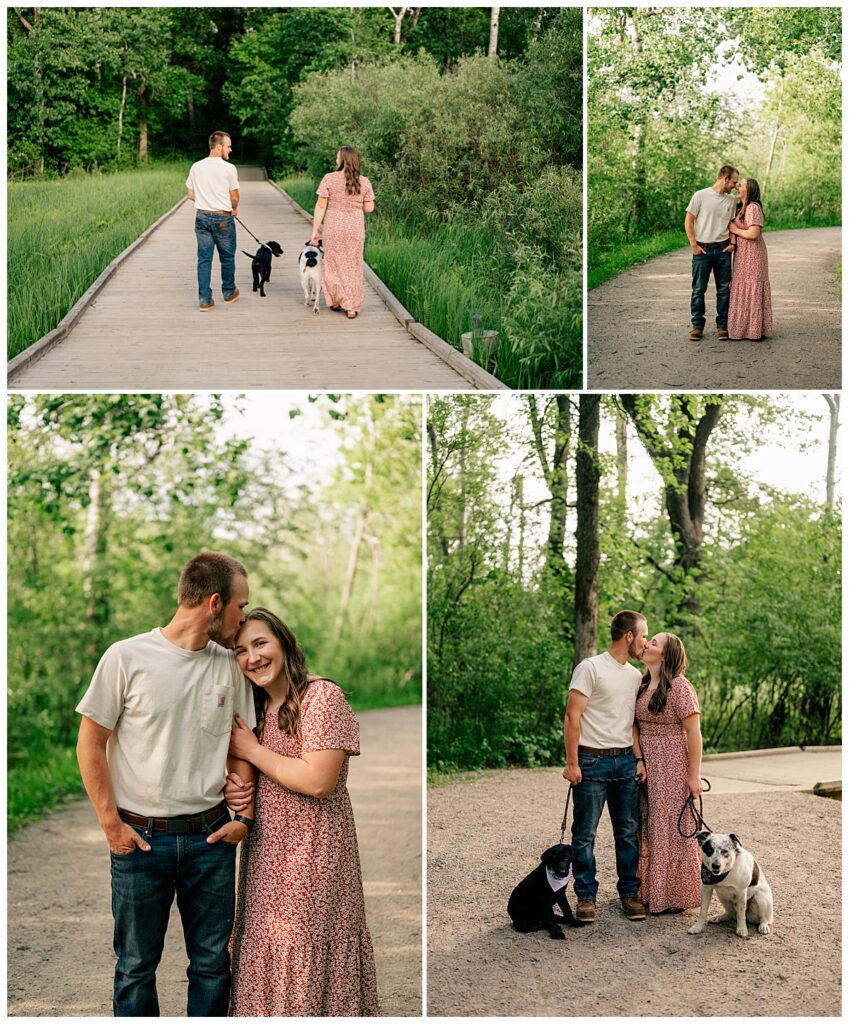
[
  {"left": 428, "top": 768, "right": 840, "bottom": 1017},
  {"left": 8, "top": 705, "right": 422, "bottom": 1017},
  {"left": 587, "top": 227, "right": 841, "bottom": 390}
]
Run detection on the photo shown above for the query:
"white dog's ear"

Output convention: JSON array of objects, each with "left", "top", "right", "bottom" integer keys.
[{"left": 729, "top": 833, "right": 741, "bottom": 848}]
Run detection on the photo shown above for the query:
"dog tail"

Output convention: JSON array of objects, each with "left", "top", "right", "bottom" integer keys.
[{"left": 242, "top": 251, "right": 255, "bottom": 259}]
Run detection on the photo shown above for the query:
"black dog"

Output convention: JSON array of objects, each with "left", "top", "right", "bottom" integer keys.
[
  {"left": 507, "top": 843, "right": 584, "bottom": 940},
  {"left": 242, "top": 241, "right": 283, "bottom": 297}
]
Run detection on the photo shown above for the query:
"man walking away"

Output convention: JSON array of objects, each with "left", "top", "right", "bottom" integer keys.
[
  {"left": 685, "top": 164, "right": 739, "bottom": 341},
  {"left": 186, "top": 132, "right": 241, "bottom": 312}
]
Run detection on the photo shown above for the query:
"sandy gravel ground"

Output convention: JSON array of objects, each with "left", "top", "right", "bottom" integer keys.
[
  {"left": 428, "top": 768, "right": 841, "bottom": 1017},
  {"left": 8, "top": 705, "right": 422, "bottom": 1017},
  {"left": 587, "top": 227, "right": 841, "bottom": 390}
]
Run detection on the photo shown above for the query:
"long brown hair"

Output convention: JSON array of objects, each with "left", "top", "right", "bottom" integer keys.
[
  {"left": 637, "top": 632, "right": 688, "bottom": 714},
  {"left": 337, "top": 146, "right": 362, "bottom": 196},
  {"left": 737, "top": 177, "right": 765, "bottom": 219},
  {"left": 239, "top": 608, "right": 312, "bottom": 738}
]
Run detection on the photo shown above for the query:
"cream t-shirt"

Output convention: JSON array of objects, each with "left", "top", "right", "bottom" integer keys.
[
  {"left": 77, "top": 628, "right": 256, "bottom": 816},
  {"left": 686, "top": 188, "right": 737, "bottom": 244},
  {"left": 185, "top": 157, "right": 240, "bottom": 212},
  {"left": 568, "top": 651, "right": 642, "bottom": 748}
]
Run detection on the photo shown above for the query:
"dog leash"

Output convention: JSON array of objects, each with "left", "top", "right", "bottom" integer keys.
[
  {"left": 676, "top": 777, "right": 713, "bottom": 839},
  {"left": 559, "top": 783, "right": 573, "bottom": 844},
  {"left": 234, "top": 214, "right": 272, "bottom": 253}
]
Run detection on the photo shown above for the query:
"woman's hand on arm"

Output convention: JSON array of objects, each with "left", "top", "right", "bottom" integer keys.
[
  {"left": 632, "top": 723, "right": 647, "bottom": 783},
  {"left": 682, "top": 713, "right": 703, "bottom": 797}
]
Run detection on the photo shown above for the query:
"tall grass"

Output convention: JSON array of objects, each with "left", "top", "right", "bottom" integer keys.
[
  {"left": 279, "top": 176, "right": 579, "bottom": 389},
  {"left": 8, "top": 163, "right": 188, "bottom": 360}
]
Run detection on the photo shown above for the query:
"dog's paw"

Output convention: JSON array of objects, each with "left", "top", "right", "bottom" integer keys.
[
  {"left": 709, "top": 913, "right": 730, "bottom": 924},
  {"left": 549, "top": 930, "right": 565, "bottom": 940},
  {"left": 758, "top": 923, "right": 771, "bottom": 935},
  {"left": 736, "top": 926, "right": 749, "bottom": 938},
  {"left": 569, "top": 919, "right": 586, "bottom": 928},
  {"left": 687, "top": 923, "right": 704, "bottom": 935},
  {"left": 313, "top": 308, "right": 320, "bottom": 315}
]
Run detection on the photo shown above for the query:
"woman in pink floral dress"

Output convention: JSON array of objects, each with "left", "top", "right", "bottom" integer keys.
[
  {"left": 633, "top": 632, "right": 703, "bottom": 913},
  {"left": 727, "top": 177, "right": 773, "bottom": 340},
  {"left": 225, "top": 608, "right": 379, "bottom": 1016},
  {"left": 311, "top": 146, "right": 375, "bottom": 319}
]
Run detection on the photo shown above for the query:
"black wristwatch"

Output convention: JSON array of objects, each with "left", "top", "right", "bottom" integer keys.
[
  {"left": 234, "top": 815, "right": 254, "bottom": 831},
  {"left": 635, "top": 757, "right": 644, "bottom": 763}
]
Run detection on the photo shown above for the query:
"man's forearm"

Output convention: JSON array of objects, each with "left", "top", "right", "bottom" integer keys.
[
  {"left": 565, "top": 715, "right": 581, "bottom": 765},
  {"left": 77, "top": 738, "right": 121, "bottom": 832},
  {"left": 227, "top": 756, "right": 255, "bottom": 818}
]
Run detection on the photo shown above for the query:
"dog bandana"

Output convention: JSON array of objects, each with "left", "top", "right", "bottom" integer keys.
[{"left": 546, "top": 866, "right": 573, "bottom": 892}]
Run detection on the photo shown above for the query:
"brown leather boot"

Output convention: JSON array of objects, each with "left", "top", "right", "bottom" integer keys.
[
  {"left": 576, "top": 900, "right": 596, "bottom": 923},
  {"left": 621, "top": 897, "right": 647, "bottom": 920},
  {"left": 717, "top": 327, "right": 729, "bottom": 339},
  {"left": 688, "top": 326, "right": 703, "bottom": 340}
]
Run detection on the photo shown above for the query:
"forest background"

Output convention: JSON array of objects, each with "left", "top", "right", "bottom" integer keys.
[
  {"left": 427, "top": 393, "right": 842, "bottom": 774},
  {"left": 7, "top": 393, "right": 422, "bottom": 832},
  {"left": 588, "top": 6, "right": 842, "bottom": 286},
  {"left": 7, "top": 7, "right": 582, "bottom": 387}
]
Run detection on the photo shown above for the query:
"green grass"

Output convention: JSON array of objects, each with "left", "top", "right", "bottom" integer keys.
[
  {"left": 590, "top": 217, "right": 842, "bottom": 290},
  {"left": 8, "top": 162, "right": 188, "bottom": 360},
  {"left": 8, "top": 745, "right": 85, "bottom": 835},
  {"left": 278, "top": 175, "right": 580, "bottom": 389}
]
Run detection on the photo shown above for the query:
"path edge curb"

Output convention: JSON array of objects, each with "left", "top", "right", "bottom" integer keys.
[
  {"left": 8, "top": 196, "right": 189, "bottom": 385},
  {"left": 270, "top": 180, "right": 508, "bottom": 391}
]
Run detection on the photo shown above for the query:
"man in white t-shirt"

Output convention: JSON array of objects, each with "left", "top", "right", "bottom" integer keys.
[
  {"left": 185, "top": 131, "right": 241, "bottom": 311},
  {"left": 76, "top": 551, "right": 256, "bottom": 1016},
  {"left": 684, "top": 164, "right": 739, "bottom": 341},
  {"left": 563, "top": 610, "right": 648, "bottom": 923}
]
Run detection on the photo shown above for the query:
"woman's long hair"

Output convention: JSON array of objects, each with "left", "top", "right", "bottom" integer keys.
[
  {"left": 337, "top": 146, "right": 362, "bottom": 196},
  {"left": 240, "top": 608, "right": 311, "bottom": 738},
  {"left": 637, "top": 632, "right": 688, "bottom": 715},
  {"left": 737, "top": 177, "right": 765, "bottom": 219}
]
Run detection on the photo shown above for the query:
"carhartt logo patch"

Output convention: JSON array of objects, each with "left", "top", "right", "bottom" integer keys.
[{"left": 217, "top": 695, "right": 226, "bottom": 707}]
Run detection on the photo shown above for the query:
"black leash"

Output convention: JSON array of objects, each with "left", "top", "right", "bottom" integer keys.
[
  {"left": 234, "top": 214, "right": 272, "bottom": 253},
  {"left": 559, "top": 783, "right": 573, "bottom": 844},
  {"left": 677, "top": 777, "right": 713, "bottom": 839}
]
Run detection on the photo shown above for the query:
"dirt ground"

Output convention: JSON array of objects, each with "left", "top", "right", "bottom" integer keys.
[
  {"left": 587, "top": 227, "right": 841, "bottom": 390},
  {"left": 427, "top": 768, "right": 841, "bottom": 1017},
  {"left": 7, "top": 705, "right": 422, "bottom": 1017}
]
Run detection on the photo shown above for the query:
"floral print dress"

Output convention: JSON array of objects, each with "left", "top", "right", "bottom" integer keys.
[
  {"left": 636, "top": 676, "right": 702, "bottom": 913},
  {"left": 229, "top": 679, "right": 380, "bottom": 1016},
  {"left": 728, "top": 202, "right": 773, "bottom": 340},
  {"left": 317, "top": 170, "right": 375, "bottom": 315}
]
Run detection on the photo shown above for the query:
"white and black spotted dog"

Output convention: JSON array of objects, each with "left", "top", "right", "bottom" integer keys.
[
  {"left": 688, "top": 831, "right": 774, "bottom": 938},
  {"left": 298, "top": 240, "right": 323, "bottom": 314}
]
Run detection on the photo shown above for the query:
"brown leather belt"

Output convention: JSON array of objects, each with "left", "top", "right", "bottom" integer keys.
[
  {"left": 199, "top": 209, "right": 233, "bottom": 215},
  {"left": 118, "top": 801, "right": 227, "bottom": 834},
  {"left": 578, "top": 745, "right": 633, "bottom": 756}
]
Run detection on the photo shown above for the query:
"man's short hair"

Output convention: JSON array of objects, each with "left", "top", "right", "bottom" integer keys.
[
  {"left": 178, "top": 551, "right": 247, "bottom": 608},
  {"left": 610, "top": 610, "right": 646, "bottom": 641},
  {"left": 718, "top": 164, "right": 739, "bottom": 180},
  {"left": 208, "top": 131, "right": 231, "bottom": 152}
]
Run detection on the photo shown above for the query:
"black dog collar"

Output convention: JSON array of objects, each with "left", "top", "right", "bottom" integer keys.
[{"left": 701, "top": 865, "right": 731, "bottom": 885}]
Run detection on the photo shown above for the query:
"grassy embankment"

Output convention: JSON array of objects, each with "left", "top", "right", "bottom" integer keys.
[
  {"left": 590, "top": 216, "right": 842, "bottom": 290},
  {"left": 280, "top": 176, "right": 533, "bottom": 388},
  {"left": 8, "top": 163, "right": 188, "bottom": 360}
]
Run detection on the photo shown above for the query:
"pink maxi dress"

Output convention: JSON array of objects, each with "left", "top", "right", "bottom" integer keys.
[
  {"left": 229, "top": 679, "right": 380, "bottom": 1016},
  {"left": 317, "top": 170, "right": 375, "bottom": 315},
  {"left": 636, "top": 676, "right": 702, "bottom": 913},
  {"left": 727, "top": 203, "right": 773, "bottom": 339}
]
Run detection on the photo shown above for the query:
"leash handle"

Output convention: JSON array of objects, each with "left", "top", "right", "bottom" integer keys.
[
  {"left": 559, "top": 783, "right": 573, "bottom": 844},
  {"left": 677, "top": 777, "right": 712, "bottom": 839}
]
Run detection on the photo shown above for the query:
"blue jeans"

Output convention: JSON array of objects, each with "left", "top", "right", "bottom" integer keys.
[
  {"left": 110, "top": 810, "right": 237, "bottom": 1017},
  {"left": 690, "top": 242, "right": 732, "bottom": 329},
  {"left": 195, "top": 211, "right": 237, "bottom": 305},
  {"left": 570, "top": 750, "right": 640, "bottom": 902}
]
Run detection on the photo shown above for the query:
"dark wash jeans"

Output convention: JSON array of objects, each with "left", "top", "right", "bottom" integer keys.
[
  {"left": 194, "top": 210, "right": 237, "bottom": 306},
  {"left": 110, "top": 810, "right": 237, "bottom": 1017},
  {"left": 690, "top": 241, "right": 732, "bottom": 329},
  {"left": 570, "top": 750, "right": 640, "bottom": 903}
]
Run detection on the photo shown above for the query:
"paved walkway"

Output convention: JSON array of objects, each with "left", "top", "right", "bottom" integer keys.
[
  {"left": 588, "top": 227, "right": 841, "bottom": 389},
  {"left": 701, "top": 746, "right": 841, "bottom": 793},
  {"left": 8, "top": 177, "right": 474, "bottom": 390},
  {"left": 8, "top": 705, "right": 422, "bottom": 1017}
]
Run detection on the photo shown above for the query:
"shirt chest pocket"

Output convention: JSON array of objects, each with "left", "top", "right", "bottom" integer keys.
[{"left": 201, "top": 683, "right": 233, "bottom": 736}]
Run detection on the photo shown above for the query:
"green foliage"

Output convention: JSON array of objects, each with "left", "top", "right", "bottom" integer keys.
[
  {"left": 588, "top": 7, "right": 841, "bottom": 281},
  {"left": 427, "top": 394, "right": 842, "bottom": 774},
  {"left": 8, "top": 162, "right": 186, "bottom": 358},
  {"left": 8, "top": 393, "right": 422, "bottom": 831}
]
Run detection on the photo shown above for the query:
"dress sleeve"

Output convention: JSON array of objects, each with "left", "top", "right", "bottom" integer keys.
[
  {"left": 671, "top": 677, "right": 700, "bottom": 721},
  {"left": 300, "top": 680, "right": 360, "bottom": 755},
  {"left": 316, "top": 174, "right": 331, "bottom": 199},
  {"left": 361, "top": 176, "right": 375, "bottom": 203},
  {"left": 745, "top": 203, "right": 764, "bottom": 228}
]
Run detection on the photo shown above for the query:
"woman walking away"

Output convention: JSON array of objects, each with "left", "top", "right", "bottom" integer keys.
[
  {"left": 727, "top": 177, "right": 773, "bottom": 340},
  {"left": 633, "top": 632, "right": 703, "bottom": 913},
  {"left": 311, "top": 147, "right": 375, "bottom": 319},
  {"left": 226, "top": 608, "right": 379, "bottom": 1016}
]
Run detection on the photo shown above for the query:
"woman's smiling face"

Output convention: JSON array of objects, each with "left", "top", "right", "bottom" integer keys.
[{"left": 234, "top": 619, "right": 284, "bottom": 690}]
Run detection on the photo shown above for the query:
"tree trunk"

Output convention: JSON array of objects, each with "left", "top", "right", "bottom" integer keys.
[
  {"left": 488, "top": 7, "right": 500, "bottom": 57},
  {"left": 615, "top": 405, "right": 628, "bottom": 526},
  {"left": 82, "top": 467, "right": 111, "bottom": 661},
  {"left": 388, "top": 6, "right": 407, "bottom": 45},
  {"left": 824, "top": 393, "right": 840, "bottom": 512},
  {"left": 117, "top": 75, "right": 127, "bottom": 158},
  {"left": 574, "top": 396, "right": 601, "bottom": 666},
  {"left": 526, "top": 395, "right": 571, "bottom": 581},
  {"left": 137, "top": 82, "right": 149, "bottom": 161},
  {"left": 625, "top": 11, "right": 644, "bottom": 239},
  {"left": 763, "top": 77, "right": 785, "bottom": 193}
]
